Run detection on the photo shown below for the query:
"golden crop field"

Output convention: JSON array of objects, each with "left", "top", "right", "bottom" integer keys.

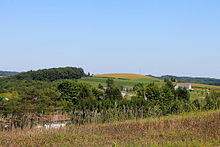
[{"left": 94, "top": 73, "right": 159, "bottom": 80}]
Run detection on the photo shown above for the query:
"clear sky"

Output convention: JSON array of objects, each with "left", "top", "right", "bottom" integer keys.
[{"left": 0, "top": 0, "right": 220, "bottom": 78}]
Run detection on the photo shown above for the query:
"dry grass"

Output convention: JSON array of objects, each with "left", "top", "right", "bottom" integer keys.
[
  {"left": 0, "top": 110, "right": 220, "bottom": 147},
  {"left": 94, "top": 73, "right": 158, "bottom": 80}
]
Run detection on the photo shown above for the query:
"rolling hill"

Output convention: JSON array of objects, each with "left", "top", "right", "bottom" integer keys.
[
  {"left": 79, "top": 73, "right": 162, "bottom": 87},
  {"left": 94, "top": 73, "right": 158, "bottom": 79}
]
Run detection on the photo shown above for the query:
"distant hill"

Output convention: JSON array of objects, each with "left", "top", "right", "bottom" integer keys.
[
  {"left": 0, "top": 71, "right": 19, "bottom": 77},
  {"left": 94, "top": 73, "right": 159, "bottom": 80},
  {"left": 11, "top": 67, "right": 86, "bottom": 81},
  {"left": 149, "top": 75, "right": 220, "bottom": 86}
]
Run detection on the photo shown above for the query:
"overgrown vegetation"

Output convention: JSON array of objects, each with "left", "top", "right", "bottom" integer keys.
[{"left": 0, "top": 110, "right": 219, "bottom": 147}]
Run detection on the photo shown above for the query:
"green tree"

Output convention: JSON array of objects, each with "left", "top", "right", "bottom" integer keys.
[
  {"left": 164, "top": 79, "right": 175, "bottom": 93},
  {"left": 105, "top": 86, "right": 122, "bottom": 100},
  {"left": 204, "top": 90, "right": 220, "bottom": 110},
  {"left": 57, "top": 80, "right": 94, "bottom": 103},
  {"left": 105, "top": 79, "right": 122, "bottom": 100},
  {"left": 144, "top": 84, "right": 161, "bottom": 101},
  {"left": 175, "top": 87, "right": 190, "bottom": 101},
  {"left": 106, "top": 78, "right": 114, "bottom": 87},
  {"left": 98, "top": 83, "right": 104, "bottom": 89}
]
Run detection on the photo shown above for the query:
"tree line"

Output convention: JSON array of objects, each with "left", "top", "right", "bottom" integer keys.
[{"left": 11, "top": 67, "right": 86, "bottom": 81}]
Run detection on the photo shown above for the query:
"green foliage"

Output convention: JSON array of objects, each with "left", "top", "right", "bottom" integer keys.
[
  {"left": 12, "top": 67, "right": 86, "bottom": 81},
  {"left": 98, "top": 83, "right": 104, "bottom": 89},
  {"left": 0, "top": 78, "right": 58, "bottom": 95},
  {"left": 92, "top": 87, "right": 104, "bottom": 98},
  {"left": 133, "top": 83, "right": 144, "bottom": 90},
  {"left": 57, "top": 80, "right": 94, "bottom": 103},
  {"left": 133, "top": 80, "right": 195, "bottom": 114},
  {"left": 144, "top": 83, "right": 161, "bottom": 101},
  {"left": 175, "top": 87, "right": 190, "bottom": 101},
  {"left": 0, "top": 91, "right": 21, "bottom": 99},
  {"left": 106, "top": 78, "right": 114, "bottom": 87},
  {"left": 204, "top": 90, "right": 220, "bottom": 110},
  {"left": 164, "top": 79, "right": 175, "bottom": 93},
  {"left": 105, "top": 86, "right": 122, "bottom": 100},
  {"left": 105, "top": 78, "right": 122, "bottom": 100},
  {"left": 192, "top": 99, "right": 201, "bottom": 110}
]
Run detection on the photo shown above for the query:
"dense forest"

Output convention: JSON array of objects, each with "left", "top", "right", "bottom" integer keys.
[
  {"left": 10, "top": 67, "right": 86, "bottom": 81},
  {"left": 0, "top": 71, "right": 19, "bottom": 77},
  {"left": 150, "top": 75, "right": 220, "bottom": 86}
]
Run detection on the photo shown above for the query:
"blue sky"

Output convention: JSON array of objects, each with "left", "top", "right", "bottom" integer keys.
[{"left": 0, "top": 0, "right": 220, "bottom": 78}]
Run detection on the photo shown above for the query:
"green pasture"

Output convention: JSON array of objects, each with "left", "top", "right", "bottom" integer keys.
[{"left": 79, "top": 76, "right": 162, "bottom": 87}]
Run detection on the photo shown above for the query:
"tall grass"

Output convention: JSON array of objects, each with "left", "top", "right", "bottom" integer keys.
[{"left": 0, "top": 110, "right": 219, "bottom": 147}]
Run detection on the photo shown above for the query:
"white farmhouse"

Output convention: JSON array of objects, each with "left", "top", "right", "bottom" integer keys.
[{"left": 174, "top": 84, "right": 193, "bottom": 91}]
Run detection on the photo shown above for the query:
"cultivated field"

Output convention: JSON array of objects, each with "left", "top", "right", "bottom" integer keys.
[
  {"left": 0, "top": 110, "right": 219, "bottom": 147},
  {"left": 82, "top": 74, "right": 220, "bottom": 90},
  {"left": 79, "top": 73, "right": 162, "bottom": 87},
  {"left": 94, "top": 73, "right": 158, "bottom": 80}
]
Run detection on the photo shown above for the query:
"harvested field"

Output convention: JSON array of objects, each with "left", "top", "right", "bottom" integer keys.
[{"left": 94, "top": 73, "right": 158, "bottom": 80}]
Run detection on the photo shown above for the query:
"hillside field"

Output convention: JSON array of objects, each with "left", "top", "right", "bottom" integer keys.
[
  {"left": 79, "top": 73, "right": 162, "bottom": 87},
  {"left": 1, "top": 110, "right": 219, "bottom": 147},
  {"left": 94, "top": 73, "right": 158, "bottom": 79},
  {"left": 80, "top": 73, "right": 220, "bottom": 89}
]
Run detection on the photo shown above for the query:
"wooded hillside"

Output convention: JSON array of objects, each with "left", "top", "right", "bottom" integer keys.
[{"left": 11, "top": 67, "right": 86, "bottom": 81}]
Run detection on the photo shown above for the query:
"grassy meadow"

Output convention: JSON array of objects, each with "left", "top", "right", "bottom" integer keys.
[{"left": 0, "top": 110, "right": 220, "bottom": 147}]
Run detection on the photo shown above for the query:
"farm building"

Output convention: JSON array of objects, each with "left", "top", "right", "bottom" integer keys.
[{"left": 175, "top": 84, "right": 193, "bottom": 91}]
